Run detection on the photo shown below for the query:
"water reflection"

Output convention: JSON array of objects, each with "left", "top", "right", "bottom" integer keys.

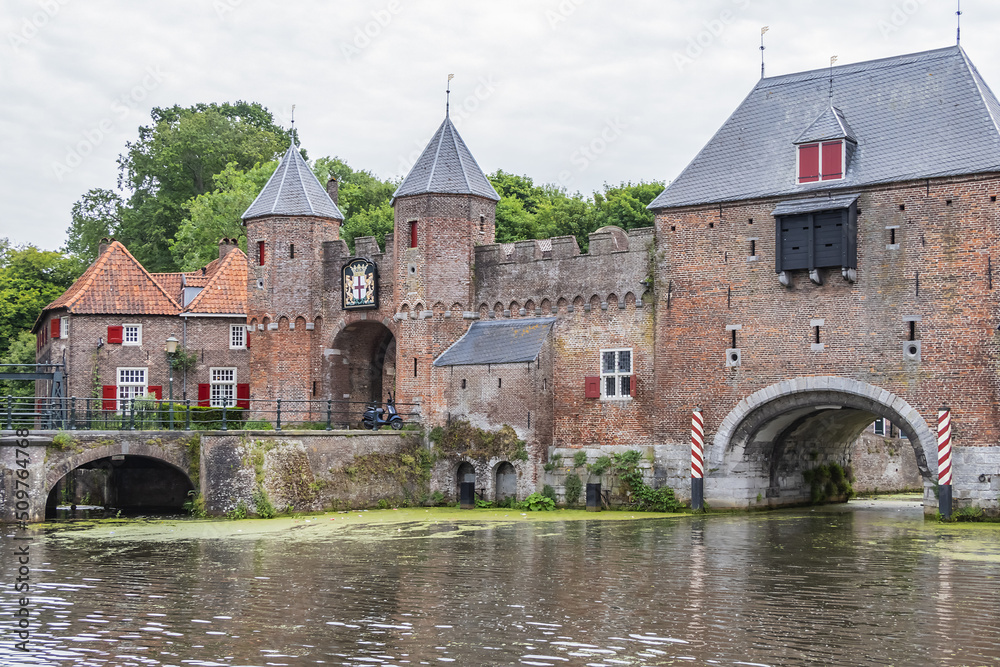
[{"left": 2, "top": 499, "right": 999, "bottom": 665}]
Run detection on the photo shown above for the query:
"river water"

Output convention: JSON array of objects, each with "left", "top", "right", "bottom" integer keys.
[{"left": 2, "top": 497, "right": 999, "bottom": 666}]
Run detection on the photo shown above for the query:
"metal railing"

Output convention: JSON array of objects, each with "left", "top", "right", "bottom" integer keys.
[{"left": 2, "top": 395, "right": 421, "bottom": 432}]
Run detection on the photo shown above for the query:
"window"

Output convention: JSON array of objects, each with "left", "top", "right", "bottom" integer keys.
[
  {"left": 123, "top": 324, "right": 142, "bottom": 346},
  {"left": 797, "top": 141, "right": 843, "bottom": 184},
  {"left": 230, "top": 324, "right": 246, "bottom": 349},
  {"left": 874, "top": 418, "right": 893, "bottom": 437},
  {"left": 117, "top": 367, "right": 147, "bottom": 411},
  {"left": 60, "top": 316, "right": 68, "bottom": 339},
  {"left": 409, "top": 221, "right": 418, "bottom": 248},
  {"left": 258, "top": 240, "right": 266, "bottom": 265},
  {"left": 210, "top": 368, "right": 237, "bottom": 407},
  {"left": 600, "top": 348, "right": 633, "bottom": 399}
]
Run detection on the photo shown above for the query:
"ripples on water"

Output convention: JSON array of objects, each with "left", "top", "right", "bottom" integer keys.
[{"left": 2, "top": 499, "right": 1000, "bottom": 666}]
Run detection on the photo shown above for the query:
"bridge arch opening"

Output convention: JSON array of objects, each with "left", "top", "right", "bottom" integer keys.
[
  {"left": 710, "top": 377, "right": 937, "bottom": 508},
  {"left": 330, "top": 321, "right": 396, "bottom": 408},
  {"left": 45, "top": 455, "right": 194, "bottom": 518}
]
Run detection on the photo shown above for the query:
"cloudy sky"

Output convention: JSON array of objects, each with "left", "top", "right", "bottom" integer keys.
[{"left": 2, "top": 0, "right": 998, "bottom": 252}]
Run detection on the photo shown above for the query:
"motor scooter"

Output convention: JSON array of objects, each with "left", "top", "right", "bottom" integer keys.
[{"left": 362, "top": 393, "right": 404, "bottom": 431}]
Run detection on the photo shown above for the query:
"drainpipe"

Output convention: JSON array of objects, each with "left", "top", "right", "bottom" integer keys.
[{"left": 182, "top": 317, "right": 188, "bottom": 400}]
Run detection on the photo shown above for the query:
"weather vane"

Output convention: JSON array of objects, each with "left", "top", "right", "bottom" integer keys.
[
  {"left": 956, "top": 0, "right": 962, "bottom": 44},
  {"left": 290, "top": 104, "right": 297, "bottom": 145},
  {"left": 829, "top": 55, "right": 838, "bottom": 101},
  {"left": 760, "top": 26, "right": 768, "bottom": 79},
  {"left": 446, "top": 74, "right": 454, "bottom": 116}
]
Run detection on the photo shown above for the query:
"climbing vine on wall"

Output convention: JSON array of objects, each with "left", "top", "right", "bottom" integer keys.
[{"left": 430, "top": 421, "right": 528, "bottom": 462}]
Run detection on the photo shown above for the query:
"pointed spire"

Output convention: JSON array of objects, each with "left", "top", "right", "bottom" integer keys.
[
  {"left": 243, "top": 141, "right": 344, "bottom": 221},
  {"left": 393, "top": 114, "right": 500, "bottom": 202}
]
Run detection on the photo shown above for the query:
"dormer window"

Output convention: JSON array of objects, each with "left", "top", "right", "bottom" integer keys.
[{"left": 798, "top": 140, "right": 844, "bottom": 184}]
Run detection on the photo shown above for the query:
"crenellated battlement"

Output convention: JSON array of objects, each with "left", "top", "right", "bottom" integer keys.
[{"left": 474, "top": 226, "right": 654, "bottom": 317}]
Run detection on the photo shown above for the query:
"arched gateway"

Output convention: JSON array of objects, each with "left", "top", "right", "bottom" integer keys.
[
  {"left": 329, "top": 320, "right": 397, "bottom": 406},
  {"left": 708, "top": 377, "right": 938, "bottom": 508}
]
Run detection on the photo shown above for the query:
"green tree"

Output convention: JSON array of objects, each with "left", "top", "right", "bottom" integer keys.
[
  {"left": 64, "top": 101, "right": 291, "bottom": 272},
  {"left": 0, "top": 242, "right": 78, "bottom": 358},
  {"left": 170, "top": 161, "right": 278, "bottom": 270},
  {"left": 315, "top": 156, "right": 398, "bottom": 253},
  {"left": 0, "top": 331, "right": 38, "bottom": 398},
  {"left": 64, "top": 188, "right": 125, "bottom": 271},
  {"left": 589, "top": 181, "right": 663, "bottom": 231}
]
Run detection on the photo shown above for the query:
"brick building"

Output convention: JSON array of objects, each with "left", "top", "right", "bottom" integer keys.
[
  {"left": 36, "top": 45, "right": 1000, "bottom": 510},
  {"left": 34, "top": 238, "right": 250, "bottom": 412}
]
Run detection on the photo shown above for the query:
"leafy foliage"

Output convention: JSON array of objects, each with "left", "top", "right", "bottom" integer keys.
[
  {"left": 521, "top": 492, "right": 555, "bottom": 511},
  {"left": 572, "top": 451, "right": 588, "bottom": 468},
  {"left": 0, "top": 241, "right": 79, "bottom": 359},
  {"left": 0, "top": 332, "right": 38, "bottom": 398},
  {"left": 64, "top": 102, "right": 290, "bottom": 271},
  {"left": 170, "top": 161, "right": 277, "bottom": 270},
  {"left": 564, "top": 473, "right": 583, "bottom": 506},
  {"left": 487, "top": 170, "right": 663, "bottom": 251},
  {"left": 608, "top": 450, "right": 683, "bottom": 512},
  {"left": 433, "top": 420, "right": 529, "bottom": 462},
  {"left": 803, "top": 462, "right": 855, "bottom": 503}
]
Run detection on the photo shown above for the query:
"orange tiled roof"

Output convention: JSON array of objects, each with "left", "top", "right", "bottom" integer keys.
[
  {"left": 183, "top": 248, "right": 248, "bottom": 315},
  {"left": 43, "top": 241, "right": 182, "bottom": 317},
  {"left": 150, "top": 272, "right": 183, "bottom": 303}
]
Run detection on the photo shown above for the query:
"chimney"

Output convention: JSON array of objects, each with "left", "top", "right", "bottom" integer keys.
[
  {"left": 326, "top": 176, "right": 339, "bottom": 205},
  {"left": 218, "top": 237, "right": 238, "bottom": 259},
  {"left": 98, "top": 237, "right": 111, "bottom": 256}
]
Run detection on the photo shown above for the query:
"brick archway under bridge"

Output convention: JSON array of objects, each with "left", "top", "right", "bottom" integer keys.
[{"left": 706, "top": 377, "right": 939, "bottom": 510}]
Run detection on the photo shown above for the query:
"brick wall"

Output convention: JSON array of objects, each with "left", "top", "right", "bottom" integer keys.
[{"left": 652, "top": 174, "right": 1000, "bottom": 452}]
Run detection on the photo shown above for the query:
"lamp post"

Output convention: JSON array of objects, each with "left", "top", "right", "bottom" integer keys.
[{"left": 165, "top": 336, "right": 179, "bottom": 429}]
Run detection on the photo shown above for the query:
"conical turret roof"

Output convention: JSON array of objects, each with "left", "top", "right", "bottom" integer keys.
[
  {"left": 243, "top": 143, "right": 344, "bottom": 221},
  {"left": 393, "top": 115, "right": 500, "bottom": 202}
]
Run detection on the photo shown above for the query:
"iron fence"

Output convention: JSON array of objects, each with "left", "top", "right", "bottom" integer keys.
[{"left": 2, "top": 395, "right": 421, "bottom": 432}]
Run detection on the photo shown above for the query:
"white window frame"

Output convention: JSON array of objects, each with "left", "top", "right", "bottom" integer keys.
[
  {"left": 60, "top": 316, "right": 69, "bottom": 339},
  {"left": 600, "top": 348, "right": 633, "bottom": 400},
  {"left": 117, "top": 367, "right": 148, "bottom": 412},
  {"left": 210, "top": 367, "right": 237, "bottom": 408},
  {"left": 796, "top": 140, "right": 845, "bottom": 185},
  {"left": 874, "top": 418, "right": 893, "bottom": 436},
  {"left": 230, "top": 324, "right": 247, "bottom": 350},
  {"left": 122, "top": 323, "right": 142, "bottom": 346}
]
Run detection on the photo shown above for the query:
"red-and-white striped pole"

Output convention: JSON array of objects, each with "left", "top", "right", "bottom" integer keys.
[
  {"left": 937, "top": 407, "right": 952, "bottom": 518},
  {"left": 691, "top": 407, "right": 704, "bottom": 510}
]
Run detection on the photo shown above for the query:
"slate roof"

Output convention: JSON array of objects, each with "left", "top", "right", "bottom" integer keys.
[
  {"left": 649, "top": 46, "right": 1000, "bottom": 210},
  {"left": 183, "top": 248, "right": 248, "bottom": 315},
  {"left": 393, "top": 114, "right": 500, "bottom": 202},
  {"left": 795, "top": 106, "right": 857, "bottom": 144},
  {"left": 771, "top": 193, "right": 859, "bottom": 216},
  {"left": 242, "top": 143, "right": 344, "bottom": 221},
  {"left": 434, "top": 318, "right": 556, "bottom": 366},
  {"left": 38, "top": 241, "right": 182, "bottom": 325}
]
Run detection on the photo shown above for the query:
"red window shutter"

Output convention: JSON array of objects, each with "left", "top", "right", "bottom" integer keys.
[
  {"left": 258, "top": 240, "right": 266, "bottom": 265},
  {"left": 821, "top": 141, "right": 843, "bottom": 180},
  {"left": 410, "top": 221, "right": 418, "bottom": 248},
  {"left": 628, "top": 375, "right": 637, "bottom": 397},
  {"left": 798, "top": 143, "right": 819, "bottom": 183},
  {"left": 50, "top": 318, "right": 61, "bottom": 338},
  {"left": 237, "top": 383, "right": 250, "bottom": 409},
  {"left": 102, "top": 385, "right": 117, "bottom": 412},
  {"left": 107, "top": 325, "right": 123, "bottom": 344},
  {"left": 584, "top": 376, "right": 600, "bottom": 398},
  {"left": 198, "top": 383, "right": 211, "bottom": 407},
  {"left": 148, "top": 386, "right": 162, "bottom": 399}
]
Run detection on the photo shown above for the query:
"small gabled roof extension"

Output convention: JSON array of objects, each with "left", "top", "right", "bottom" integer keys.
[
  {"left": 393, "top": 114, "right": 500, "bottom": 203},
  {"left": 795, "top": 106, "right": 857, "bottom": 144},
  {"left": 38, "top": 241, "right": 181, "bottom": 327},
  {"left": 242, "top": 143, "right": 344, "bottom": 221},
  {"left": 183, "top": 248, "right": 248, "bottom": 315},
  {"left": 649, "top": 46, "right": 1000, "bottom": 210}
]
